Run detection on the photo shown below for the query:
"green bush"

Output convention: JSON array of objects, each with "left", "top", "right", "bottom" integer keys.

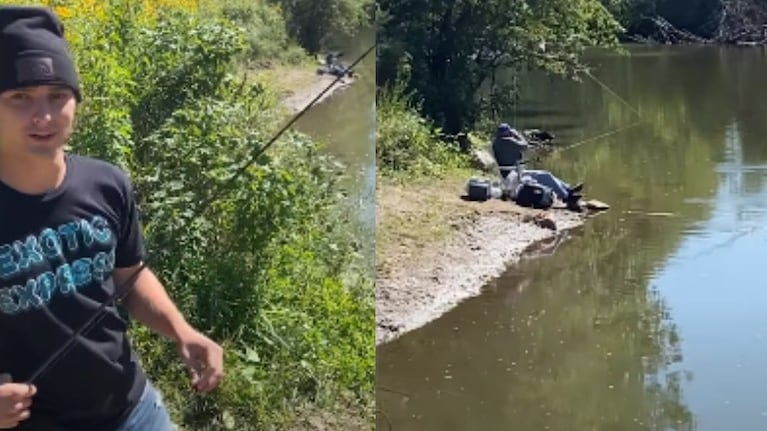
[
  {"left": 377, "top": 80, "right": 469, "bottom": 179},
  {"left": 216, "top": 0, "right": 307, "bottom": 65},
  {"left": 279, "top": 0, "right": 374, "bottom": 54},
  {"left": 62, "top": 2, "right": 372, "bottom": 430}
]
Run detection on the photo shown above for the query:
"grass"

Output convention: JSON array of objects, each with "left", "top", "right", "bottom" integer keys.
[{"left": 376, "top": 167, "right": 484, "bottom": 274}]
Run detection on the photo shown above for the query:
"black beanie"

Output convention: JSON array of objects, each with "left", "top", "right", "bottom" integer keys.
[{"left": 0, "top": 6, "right": 81, "bottom": 102}]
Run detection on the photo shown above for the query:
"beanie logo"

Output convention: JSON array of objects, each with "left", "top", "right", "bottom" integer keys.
[{"left": 15, "top": 57, "right": 55, "bottom": 83}]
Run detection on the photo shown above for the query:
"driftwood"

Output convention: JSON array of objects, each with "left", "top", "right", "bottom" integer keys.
[
  {"left": 716, "top": 0, "right": 767, "bottom": 43},
  {"left": 631, "top": 0, "right": 767, "bottom": 46},
  {"left": 638, "top": 16, "right": 713, "bottom": 44}
]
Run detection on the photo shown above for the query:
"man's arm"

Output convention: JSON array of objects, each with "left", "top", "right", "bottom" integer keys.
[
  {"left": 113, "top": 262, "right": 194, "bottom": 343},
  {"left": 110, "top": 174, "right": 223, "bottom": 392},
  {"left": 113, "top": 262, "right": 224, "bottom": 392}
]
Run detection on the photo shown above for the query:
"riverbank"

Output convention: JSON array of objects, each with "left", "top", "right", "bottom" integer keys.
[
  {"left": 376, "top": 169, "right": 604, "bottom": 345},
  {"left": 255, "top": 62, "right": 356, "bottom": 114}
]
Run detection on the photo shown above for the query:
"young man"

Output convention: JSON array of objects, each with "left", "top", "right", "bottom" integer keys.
[{"left": 0, "top": 6, "right": 224, "bottom": 430}]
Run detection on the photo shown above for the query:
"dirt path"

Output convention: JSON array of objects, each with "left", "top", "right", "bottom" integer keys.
[{"left": 376, "top": 172, "right": 603, "bottom": 345}]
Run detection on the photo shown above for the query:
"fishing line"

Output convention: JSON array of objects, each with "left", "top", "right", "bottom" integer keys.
[
  {"left": 376, "top": 386, "right": 409, "bottom": 431},
  {"left": 25, "top": 42, "right": 377, "bottom": 385},
  {"left": 378, "top": 385, "right": 411, "bottom": 398},
  {"left": 582, "top": 69, "right": 642, "bottom": 119},
  {"left": 547, "top": 69, "right": 646, "bottom": 153},
  {"left": 555, "top": 120, "right": 644, "bottom": 152}
]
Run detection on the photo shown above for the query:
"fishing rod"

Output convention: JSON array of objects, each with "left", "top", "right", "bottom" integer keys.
[
  {"left": 197, "top": 42, "right": 377, "bottom": 216},
  {"left": 23, "top": 42, "right": 377, "bottom": 386}
]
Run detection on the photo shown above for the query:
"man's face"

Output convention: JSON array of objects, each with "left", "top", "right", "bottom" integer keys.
[{"left": 0, "top": 85, "right": 76, "bottom": 158}]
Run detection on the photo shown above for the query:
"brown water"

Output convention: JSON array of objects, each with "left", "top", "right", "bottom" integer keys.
[{"left": 376, "top": 45, "right": 767, "bottom": 431}]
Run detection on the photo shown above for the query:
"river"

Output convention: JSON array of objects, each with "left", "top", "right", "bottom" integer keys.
[{"left": 376, "top": 44, "right": 767, "bottom": 430}]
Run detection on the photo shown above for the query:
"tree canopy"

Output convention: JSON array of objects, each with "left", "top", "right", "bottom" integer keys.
[{"left": 377, "top": 0, "right": 624, "bottom": 134}]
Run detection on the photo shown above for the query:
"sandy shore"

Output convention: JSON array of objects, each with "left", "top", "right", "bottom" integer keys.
[
  {"left": 375, "top": 176, "right": 601, "bottom": 345},
  {"left": 281, "top": 73, "right": 355, "bottom": 113}
]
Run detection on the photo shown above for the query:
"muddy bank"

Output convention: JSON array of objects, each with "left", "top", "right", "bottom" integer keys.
[
  {"left": 375, "top": 175, "right": 600, "bottom": 345},
  {"left": 281, "top": 73, "right": 355, "bottom": 113}
]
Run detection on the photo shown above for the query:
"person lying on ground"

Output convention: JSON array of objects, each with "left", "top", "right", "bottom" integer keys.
[
  {"left": 491, "top": 122, "right": 583, "bottom": 206},
  {"left": 0, "top": 6, "right": 223, "bottom": 430}
]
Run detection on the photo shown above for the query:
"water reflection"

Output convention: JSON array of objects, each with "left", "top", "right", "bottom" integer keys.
[
  {"left": 377, "top": 45, "right": 767, "bottom": 430},
  {"left": 651, "top": 115, "right": 767, "bottom": 431}
]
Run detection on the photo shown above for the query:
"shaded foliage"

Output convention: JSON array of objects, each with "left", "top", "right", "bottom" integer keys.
[
  {"left": 215, "top": 0, "right": 306, "bottom": 64},
  {"left": 279, "top": 0, "right": 374, "bottom": 54},
  {"left": 601, "top": 0, "right": 767, "bottom": 42}
]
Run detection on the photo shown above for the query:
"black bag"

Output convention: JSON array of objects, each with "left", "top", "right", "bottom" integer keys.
[
  {"left": 515, "top": 182, "right": 554, "bottom": 209},
  {"left": 466, "top": 178, "right": 492, "bottom": 201}
]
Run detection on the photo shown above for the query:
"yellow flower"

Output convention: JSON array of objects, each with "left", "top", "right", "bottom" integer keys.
[{"left": 53, "top": 5, "right": 71, "bottom": 19}]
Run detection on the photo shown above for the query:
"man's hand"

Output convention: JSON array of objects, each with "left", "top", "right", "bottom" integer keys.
[
  {"left": 0, "top": 382, "right": 35, "bottom": 429},
  {"left": 114, "top": 264, "right": 224, "bottom": 392},
  {"left": 176, "top": 330, "right": 224, "bottom": 393}
]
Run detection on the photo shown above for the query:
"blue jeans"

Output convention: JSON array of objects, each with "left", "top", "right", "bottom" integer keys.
[
  {"left": 525, "top": 169, "right": 571, "bottom": 200},
  {"left": 114, "top": 381, "right": 177, "bottom": 431},
  {"left": 500, "top": 168, "right": 571, "bottom": 200}
]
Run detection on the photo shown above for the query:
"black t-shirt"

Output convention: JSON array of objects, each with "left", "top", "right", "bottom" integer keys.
[{"left": 0, "top": 154, "right": 148, "bottom": 430}]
